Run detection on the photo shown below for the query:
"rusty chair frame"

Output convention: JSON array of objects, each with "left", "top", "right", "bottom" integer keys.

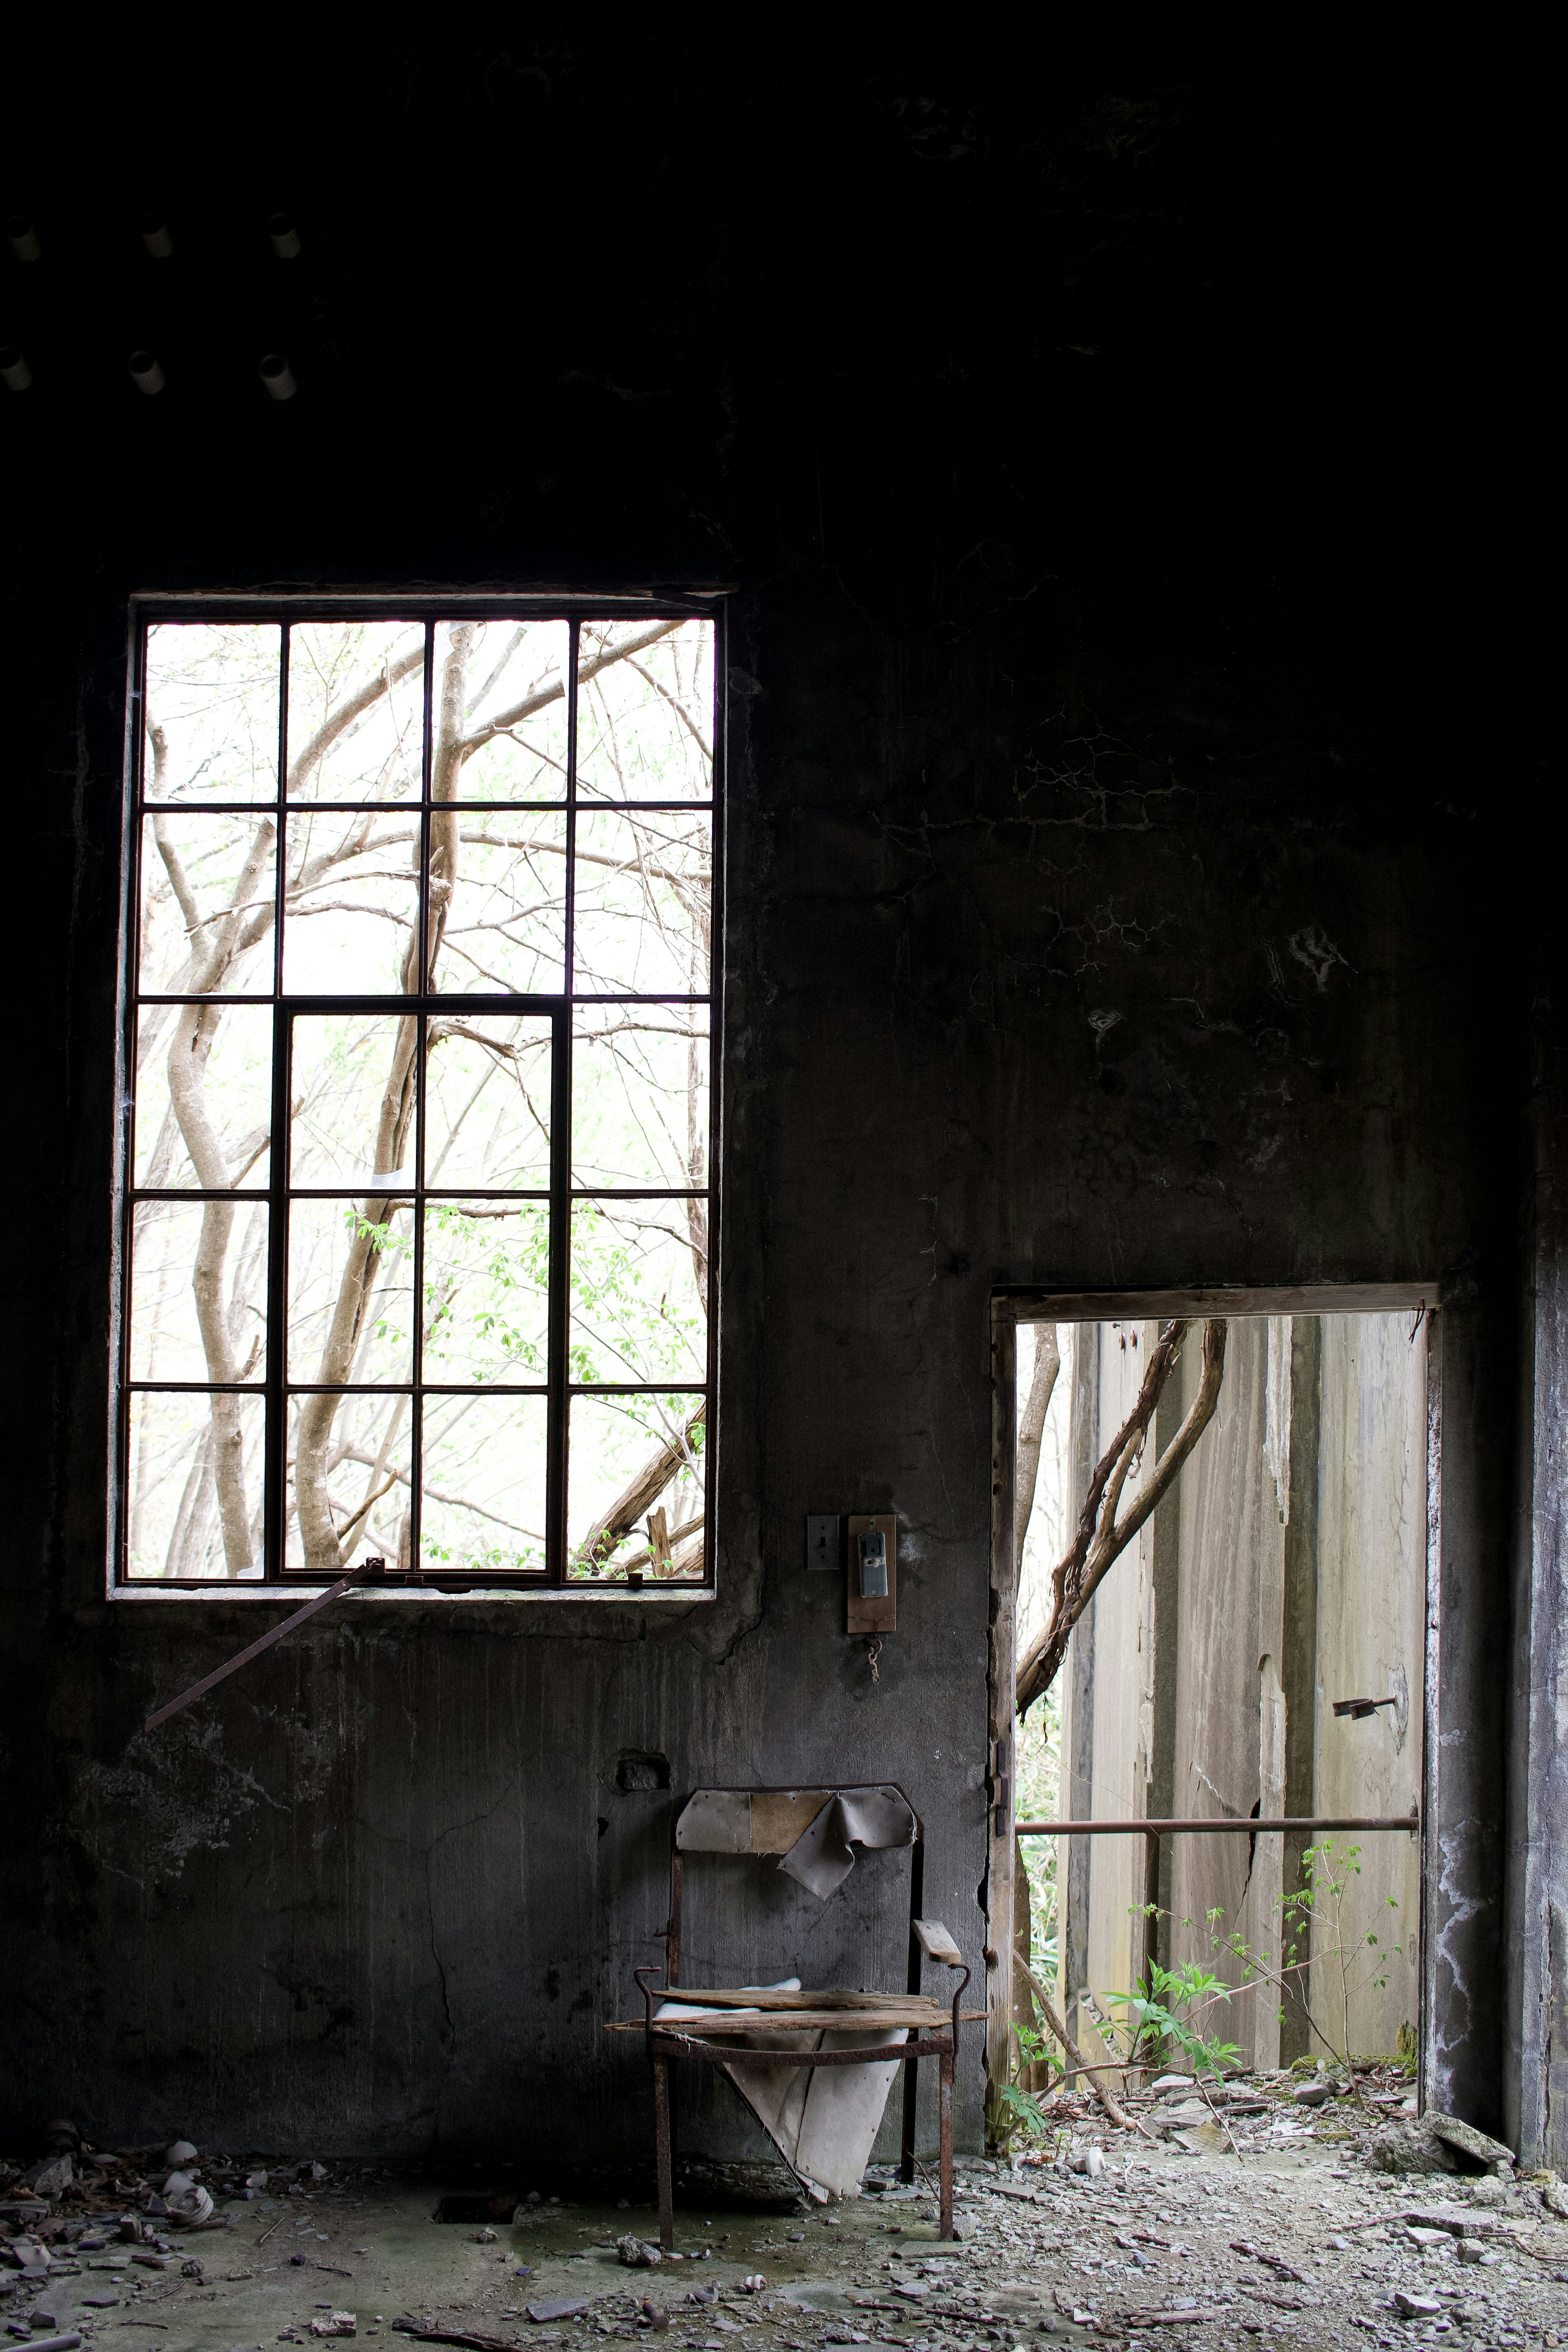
[{"left": 628, "top": 1782, "right": 973, "bottom": 2245}]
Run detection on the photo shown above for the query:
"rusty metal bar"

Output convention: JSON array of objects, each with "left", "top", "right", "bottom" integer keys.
[
  {"left": 143, "top": 1559, "right": 380, "bottom": 1731},
  {"left": 1018, "top": 1814, "right": 1418, "bottom": 1836}
]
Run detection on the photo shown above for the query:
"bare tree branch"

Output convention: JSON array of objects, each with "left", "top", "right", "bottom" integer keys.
[
  {"left": 1015, "top": 1325, "right": 1061, "bottom": 1579},
  {"left": 577, "top": 1401, "right": 706, "bottom": 1572},
  {"left": 460, "top": 619, "right": 682, "bottom": 756},
  {"left": 1016, "top": 1320, "right": 1227, "bottom": 1717}
]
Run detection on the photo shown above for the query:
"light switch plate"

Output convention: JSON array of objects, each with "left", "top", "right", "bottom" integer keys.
[{"left": 805, "top": 1514, "right": 842, "bottom": 1572}]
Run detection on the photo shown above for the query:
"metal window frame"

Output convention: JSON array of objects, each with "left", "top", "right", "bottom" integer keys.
[{"left": 111, "top": 594, "right": 726, "bottom": 1596}]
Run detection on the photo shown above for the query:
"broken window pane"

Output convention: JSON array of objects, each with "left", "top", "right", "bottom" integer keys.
[
  {"left": 421, "top": 1202, "right": 550, "bottom": 1384},
  {"left": 439, "top": 620, "right": 569, "bottom": 802},
  {"left": 569, "top": 1201, "right": 707, "bottom": 1386},
  {"left": 281, "top": 811, "right": 421, "bottom": 994},
  {"left": 420, "top": 1393, "right": 549, "bottom": 1577},
  {"left": 573, "top": 808, "right": 711, "bottom": 995},
  {"left": 290, "top": 1015, "right": 416, "bottom": 1190},
  {"left": 126, "top": 1389, "right": 266, "bottom": 1579},
  {"left": 138, "top": 811, "right": 278, "bottom": 996},
  {"left": 285, "top": 1390, "right": 413, "bottom": 1574},
  {"left": 568, "top": 1392, "right": 706, "bottom": 1579},
  {"left": 287, "top": 621, "right": 424, "bottom": 802},
  {"left": 572, "top": 1006, "right": 708, "bottom": 1189},
  {"left": 134, "top": 1005, "right": 274, "bottom": 1191},
  {"left": 130, "top": 1199, "right": 270, "bottom": 1383},
  {"left": 577, "top": 618, "right": 713, "bottom": 802},
  {"left": 425, "top": 1014, "right": 552, "bottom": 1190},
  {"left": 430, "top": 811, "right": 568, "bottom": 993},
  {"left": 287, "top": 1200, "right": 415, "bottom": 1385},
  {"left": 144, "top": 623, "right": 281, "bottom": 804}
]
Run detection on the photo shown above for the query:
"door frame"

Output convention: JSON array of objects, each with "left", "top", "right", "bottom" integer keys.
[{"left": 987, "top": 1282, "right": 1442, "bottom": 2129}]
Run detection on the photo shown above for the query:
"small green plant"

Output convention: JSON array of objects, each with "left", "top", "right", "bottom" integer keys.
[
  {"left": 1217, "top": 1838, "right": 1403, "bottom": 2071},
  {"left": 1098, "top": 1956, "right": 1243, "bottom": 2083}
]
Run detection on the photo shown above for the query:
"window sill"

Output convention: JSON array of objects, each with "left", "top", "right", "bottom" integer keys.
[{"left": 107, "top": 1581, "right": 716, "bottom": 1604}]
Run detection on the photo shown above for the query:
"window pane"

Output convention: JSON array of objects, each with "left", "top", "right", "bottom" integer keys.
[
  {"left": 569, "top": 1201, "right": 707, "bottom": 1385},
  {"left": 291, "top": 1014, "right": 416, "bottom": 1189},
  {"left": 568, "top": 1392, "right": 706, "bottom": 1579},
  {"left": 577, "top": 618, "right": 713, "bottom": 802},
  {"left": 287, "top": 621, "right": 424, "bottom": 802},
  {"left": 138, "top": 811, "right": 278, "bottom": 996},
  {"left": 572, "top": 1006, "right": 708, "bottom": 1189},
  {"left": 439, "top": 621, "right": 568, "bottom": 802},
  {"left": 285, "top": 1390, "right": 412, "bottom": 1573},
  {"left": 421, "top": 1201, "right": 550, "bottom": 1383},
  {"left": 573, "top": 808, "right": 710, "bottom": 994},
  {"left": 430, "top": 811, "right": 567, "bottom": 993},
  {"left": 130, "top": 1200, "right": 270, "bottom": 1383},
  {"left": 126, "top": 1390, "right": 265, "bottom": 1580},
  {"left": 135, "top": 1005, "right": 274, "bottom": 1190},
  {"left": 144, "top": 623, "right": 281, "bottom": 804},
  {"left": 421, "top": 1393, "right": 548, "bottom": 1576},
  {"left": 281, "top": 810, "right": 421, "bottom": 994},
  {"left": 288, "top": 1200, "right": 414, "bottom": 1384},
  {"left": 425, "top": 1016, "right": 552, "bottom": 1189}
]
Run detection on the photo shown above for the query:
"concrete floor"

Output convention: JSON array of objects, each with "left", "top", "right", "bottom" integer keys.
[{"left": 8, "top": 2147, "right": 1568, "bottom": 2351}]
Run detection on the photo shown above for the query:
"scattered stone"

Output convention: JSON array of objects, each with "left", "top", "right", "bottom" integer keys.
[
  {"left": 308, "top": 2318, "right": 356, "bottom": 2340},
  {"left": 618, "top": 2238, "right": 662, "bottom": 2268},
  {"left": 527, "top": 2301, "right": 591, "bottom": 2324},
  {"left": 1292, "top": 2082, "right": 1331, "bottom": 2108},
  {"left": 22, "top": 2159, "right": 73, "bottom": 2203},
  {"left": 1428, "top": 2114, "right": 1516, "bottom": 2172},
  {"left": 475, "top": 2229, "right": 497, "bottom": 2244},
  {"left": 1457, "top": 2241, "right": 1502, "bottom": 2266},
  {"left": 1393, "top": 2292, "right": 1442, "bottom": 2317},
  {"left": 1367, "top": 2125, "right": 1461, "bottom": 2176},
  {"left": 165, "top": 2143, "right": 198, "bottom": 2167},
  {"left": 737, "top": 2276, "right": 766, "bottom": 2294},
  {"left": 1405, "top": 2226, "right": 1450, "bottom": 2247}
]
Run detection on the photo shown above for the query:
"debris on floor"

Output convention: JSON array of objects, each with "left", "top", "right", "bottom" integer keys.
[{"left": 2, "top": 2105, "right": 1567, "bottom": 2352}]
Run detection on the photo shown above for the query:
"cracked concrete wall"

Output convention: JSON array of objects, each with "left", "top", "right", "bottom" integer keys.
[{"left": 0, "top": 56, "right": 1533, "bottom": 2164}]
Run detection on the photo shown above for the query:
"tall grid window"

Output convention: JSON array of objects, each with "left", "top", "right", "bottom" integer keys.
[{"left": 119, "top": 603, "right": 720, "bottom": 1589}]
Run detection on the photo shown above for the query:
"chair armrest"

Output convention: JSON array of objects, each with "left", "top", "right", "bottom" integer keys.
[{"left": 912, "top": 1918, "right": 963, "bottom": 1966}]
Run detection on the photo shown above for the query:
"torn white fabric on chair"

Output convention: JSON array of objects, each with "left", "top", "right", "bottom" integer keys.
[
  {"left": 654, "top": 1982, "right": 906, "bottom": 2201},
  {"left": 777, "top": 1786, "right": 916, "bottom": 1899}
]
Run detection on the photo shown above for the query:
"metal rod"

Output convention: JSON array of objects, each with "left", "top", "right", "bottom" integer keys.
[
  {"left": 143, "top": 1561, "right": 377, "bottom": 1730},
  {"left": 1018, "top": 1815, "right": 1419, "bottom": 1836}
]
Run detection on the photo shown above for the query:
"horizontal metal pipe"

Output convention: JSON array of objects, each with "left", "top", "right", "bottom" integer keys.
[{"left": 1016, "top": 1815, "right": 1419, "bottom": 1837}]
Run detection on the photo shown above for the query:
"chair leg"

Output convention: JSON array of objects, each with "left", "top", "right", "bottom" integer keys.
[
  {"left": 653, "top": 2056, "right": 675, "bottom": 2252},
  {"left": 938, "top": 2050, "right": 954, "bottom": 2241},
  {"left": 899, "top": 2046, "right": 918, "bottom": 2184}
]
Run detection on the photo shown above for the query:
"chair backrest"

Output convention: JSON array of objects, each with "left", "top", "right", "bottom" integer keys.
[
  {"left": 664, "top": 1782, "right": 924, "bottom": 1991},
  {"left": 676, "top": 1785, "right": 914, "bottom": 1855}
]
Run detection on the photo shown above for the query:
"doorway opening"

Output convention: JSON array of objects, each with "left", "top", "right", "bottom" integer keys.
[{"left": 989, "top": 1287, "right": 1437, "bottom": 2130}]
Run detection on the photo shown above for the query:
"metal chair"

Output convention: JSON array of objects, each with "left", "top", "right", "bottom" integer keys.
[{"left": 613, "top": 1783, "right": 979, "bottom": 2246}]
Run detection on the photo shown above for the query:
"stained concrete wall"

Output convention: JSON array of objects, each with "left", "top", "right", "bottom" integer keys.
[
  {"left": 1313, "top": 1315, "right": 1425, "bottom": 2059},
  {"left": 0, "top": 57, "right": 1532, "bottom": 2164}
]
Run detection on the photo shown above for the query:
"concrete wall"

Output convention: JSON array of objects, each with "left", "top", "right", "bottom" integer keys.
[
  {"left": 0, "top": 56, "right": 1532, "bottom": 2164},
  {"left": 1314, "top": 1315, "right": 1425, "bottom": 2059}
]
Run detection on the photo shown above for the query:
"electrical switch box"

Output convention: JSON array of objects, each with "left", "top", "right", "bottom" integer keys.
[
  {"left": 804, "top": 1514, "right": 842, "bottom": 1572},
  {"left": 846, "top": 1513, "right": 897, "bottom": 1634}
]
